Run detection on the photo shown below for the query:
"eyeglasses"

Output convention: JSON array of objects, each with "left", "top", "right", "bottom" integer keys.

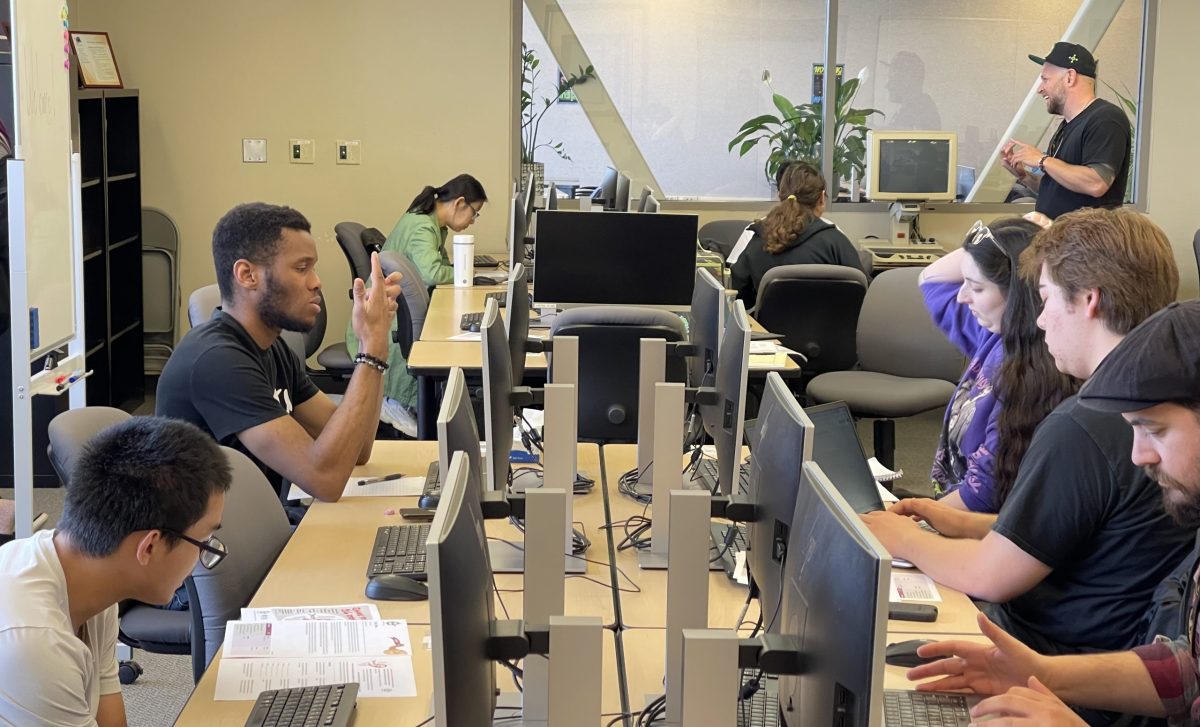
[
  {"left": 463, "top": 201, "right": 482, "bottom": 222},
  {"left": 966, "top": 220, "right": 1006, "bottom": 256},
  {"left": 161, "top": 528, "right": 227, "bottom": 570}
]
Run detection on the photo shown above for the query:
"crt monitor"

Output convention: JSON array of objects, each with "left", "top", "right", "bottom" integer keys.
[
  {"left": 613, "top": 171, "right": 632, "bottom": 212},
  {"left": 428, "top": 451, "right": 497, "bottom": 727},
  {"left": 687, "top": 267, "right": 726, "bottom": 390},
  {"left": 505, "top": 263, "right": 530, "bottom": 384},
  {"left": 532, "top": 210, "right": 698, "bottom": 310},
  {"left": 778, "top": 461, "right": 890, "bottom": 726},
  {"left": 636, "top": 184, "right": 655, "bottom": 212},
  {"left": 702, "top": 298, "right": 750, "bottom": 495},
  {"left": 804, "top": 401, "right": 884, "bottom": 514},
  {"left": 865, "top": 130, "right": 957, "bottom": 202},
  {"left": 744, "top": 371, "right": 814, "bottom": 626},
  {"left": 480, "top": 298, "right": 513, "bottom": 493}
]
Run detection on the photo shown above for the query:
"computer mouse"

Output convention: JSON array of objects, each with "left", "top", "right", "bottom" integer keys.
[
  {"left": 467, "top": 322, "right": 481, "bottom": 333},
  {"left": 884, "top": 639, "right": 940, "bottom": 668},
  {"left": 473, "top": 275, "right": 497, "bottom": 286},
  {"left": 417, "top": 491, "right": 440, "bottom": 510},
  {"left": 365, "top": 574, "right": 428, "bottom": 602}
]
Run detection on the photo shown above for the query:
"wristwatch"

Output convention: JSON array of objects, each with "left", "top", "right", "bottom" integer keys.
[{"left": 1038, "top": 154, "right": 1050, "bottom": 172}]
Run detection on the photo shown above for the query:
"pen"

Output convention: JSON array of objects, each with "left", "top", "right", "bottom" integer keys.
[{"left": 358, "top": 473, "right": 405, "bottom": 486}]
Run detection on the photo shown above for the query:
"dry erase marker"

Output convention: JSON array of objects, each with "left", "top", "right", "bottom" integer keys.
[{"left": 358, "top": 473, "right": 405, "bottom": 486}]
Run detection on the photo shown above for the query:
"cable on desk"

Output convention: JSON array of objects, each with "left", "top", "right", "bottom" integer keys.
[
  {"left": 491, "top": 566, "right": 511, "bottom": 620},
  {"left": 637, "top": 694, "right": 667, "bottom": 725},
  {"left": 506, "top": 516, "right": 591, "bottom": 555},
  {"left": 616, "top": 459, "right": 655, "bottom": 504},
  {"left": 500, "top": 659, "right": 524, "bottom": 692}
]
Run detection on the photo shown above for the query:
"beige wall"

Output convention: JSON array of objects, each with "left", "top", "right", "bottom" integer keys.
[{"left": 73, "top": 0, "right": 518, "bottom": 355}]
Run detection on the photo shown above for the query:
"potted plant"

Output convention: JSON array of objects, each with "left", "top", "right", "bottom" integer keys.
[
  {"left": 729, "top": 69, "right": 883, "bottom": 192},
  {"left": 520, "top": 42, "right": 596, "bottom": 193}
]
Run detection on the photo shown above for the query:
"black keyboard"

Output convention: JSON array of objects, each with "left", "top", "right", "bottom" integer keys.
[
  {"left": 366, "top": 525, "right": 430, "bottom": 580},
  {"left": 883, "top": 690, "right": 971, "bottom": 727},
  {"left": 692, "top": 458, "right": 751, "bottom": 493},
  {"left": 459, "top": 311, "right": 484, "bottom": 331},
  {"left": 244, "top": 683, "right": 357, "bottom": 727},
  {"left": 737, "top": 672, "right": 780, "bottom": 727},
  {"left": 474, "top": 254, "right": 500, "bottom": 268},
  {"left": 710, "top": 522, "right": 749, "bottom": 579}
]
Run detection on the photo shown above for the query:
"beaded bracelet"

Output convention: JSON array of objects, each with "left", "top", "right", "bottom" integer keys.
[{"left": 354, "top": 352, "right": 389, "bottom": 372}]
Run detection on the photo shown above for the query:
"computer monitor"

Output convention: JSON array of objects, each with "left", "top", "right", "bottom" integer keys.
[
  {"left": 744, "top": 371, "right": 814, "bottom": 626},
  {"left": 532, "top": 210, "right": 698, "bottom": 310},
  {"left": 480, "top": 299, "right": 513, "bottom": 493},
  {"left": 642, "top": 195, "right": 660, "bottom": 214},
  {"left": 613, "top": 171, "right": 632, "bottom": 212},
  {"left": 593, "top": 166, "right": 618, "bottom": 208},
  {"left": 865, "top": 130, "right": 957, "bottom": 202},
  {"left": 687, "top": 267, "right": 726, "bottom": 390},
  {"left": 636, "top": 185, "right": 655, "bottom": 212},
  {"left": 778, "top": 461, "right": 890, "bottom": 726},
  {"left": 437, "top": 367, "right": 484, "bottom": 493},
  {"left": 804, "top": 401, "right": 885, "bottom": 514},
  {"left": 703, "top": 299, "right": 750, "bottom": 495},
  {"left": 428, "top": 451, "right": 496, "bottom": 726},
  {"left": 546, "top": 185, "right": 559, "bottom": 211},
  {"left": 522, "top": 171, "right": 536, "bottom": 223},
  {"left": 505, "top": 263, "right": 530, "bottom": 384},
  {"left": 507, "top": 194, "right": 527, "bottom": 269},
  {"left": 956, "top": 164, "right": 977, "bottom": 202}
]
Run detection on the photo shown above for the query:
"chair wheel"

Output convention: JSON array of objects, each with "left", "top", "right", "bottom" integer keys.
[{"left": 118, "top": 661, "right": 143, "bottom": 685}]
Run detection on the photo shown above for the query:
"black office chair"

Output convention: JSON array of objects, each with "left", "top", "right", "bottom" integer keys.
[
  {"left": 333, "top": 221, "right": 373, "bottom": 283},
  {"left": 378, "top": 250, "right": 429, "bottom": 360},
  {"left": 698, "top": 219, "right": 752, "bottom": 259},
  {"left": 549, "top": 306, "right": 687, "bottom": 443},
  {"left": 749, "top": 264, "right": 869, "bottom": 380}
]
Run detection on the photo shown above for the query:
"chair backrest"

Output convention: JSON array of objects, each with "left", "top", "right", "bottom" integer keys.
[
  {"left": 856, "top": 267, "right": 965, "bottom": 382},
  {"left": 334, "top": 221, "right": 373, "bottom": 282},
  {"left": 697, "top": 219, "right": 752, "bottom": 258},
  {"left": 187, "top": 284, "right": 222, "bottom": 328},
  {"left": 46, "top": 406, "right": 133, "bottom": 485},
  {"left": 379, "top": 250, "right": 429, "bottom": 359},
  {"left": 1193, "top": 229, "right": 1200, "bottom": 289},
  {"left": 550, "top": 306, "right": 687, "bottom": 442},
  {"left": 188, "top": 446, "right": 292, "bottom": 671},
  {"left": 753, "top": 264, "right": 869, "bottom": 375}
]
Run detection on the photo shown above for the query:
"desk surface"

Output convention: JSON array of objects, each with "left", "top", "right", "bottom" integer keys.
[{"left": 175, "top": 441, "right": 979, "bottom": 726}]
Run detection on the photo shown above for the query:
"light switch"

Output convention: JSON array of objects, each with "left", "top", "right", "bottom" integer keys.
[
  {"left": 289, "top": 138, "right": 314, "bottom": 164},
  {"left": 335, "top": 140, "right": 361, "bottom": 165},
  {"left": 242, "top": 138, "right": 267, "bottom": 163}
]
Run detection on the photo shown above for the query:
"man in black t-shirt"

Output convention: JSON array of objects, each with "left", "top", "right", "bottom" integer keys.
[
  {"left": 1001, "top": 42, "right": 1131, "bottom": 220},
  {"left": 157, "top": 203, "right": 402, "bottom": 503},
  {"left": 865, "top": 210, "right": 1191, "bottom": 661}
]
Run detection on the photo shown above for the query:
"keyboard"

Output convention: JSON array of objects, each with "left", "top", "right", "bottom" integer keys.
[
  {"left": 737, "top": 672, "right": 780, "bottom": 727},
  {"left": 693, "top": 458, "right": 751, "bottom": 494},
  {"left": 244, "top": 683, "right": 357, "bottom": 727},
  {"left": 883, "top": 690, "right": 971, "bottom": 727},
  {"left": 710, "top": 522, "right": 749, "bottom": 579},
  {"left": 474, "top": 254, "right": 500, "bottom": 268},
  {"left": 366, "top": 524, "right": 430, "bottom": 580},
  {"left": 459, "top": 311, "right": 484, "bottom": 331}
]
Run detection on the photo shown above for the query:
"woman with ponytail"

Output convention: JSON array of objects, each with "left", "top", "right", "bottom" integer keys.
[
  {"left": 345, "top": 174, "right": 487, "bottom": 436},
  {"left": 729, "top": 160, "right": 864, "bottom": 307}
]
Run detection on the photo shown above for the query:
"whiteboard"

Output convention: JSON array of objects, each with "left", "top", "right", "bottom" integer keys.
[{"left": 12, "top": 0, "right": 76, "bottom": 358}]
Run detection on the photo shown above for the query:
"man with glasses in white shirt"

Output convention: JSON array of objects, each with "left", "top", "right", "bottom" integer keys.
[{"left": 0, "top": 417, "right": 230, "bottom": 727}]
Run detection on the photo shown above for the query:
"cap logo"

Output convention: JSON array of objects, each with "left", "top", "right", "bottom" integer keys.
[{"left": 1069, "top": 53, "right": 1078, "bottom": 63}]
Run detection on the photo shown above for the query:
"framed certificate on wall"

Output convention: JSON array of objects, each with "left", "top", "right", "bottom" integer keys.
[{"left": 69, "top": 31, "right": 123, "bottom": 88}]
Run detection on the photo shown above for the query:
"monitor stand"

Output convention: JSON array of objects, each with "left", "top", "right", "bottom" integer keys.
[{"left": 632, "top": 339, "right": 705, "bottom": 499}]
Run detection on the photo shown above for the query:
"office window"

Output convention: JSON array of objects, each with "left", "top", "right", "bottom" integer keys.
[{"left": 524, "top": 0, "right": 1145, "bottom": 203}]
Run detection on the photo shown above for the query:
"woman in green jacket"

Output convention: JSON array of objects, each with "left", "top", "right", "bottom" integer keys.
[{"left": 347, "top": 174, "right": 488, "bottom": 436}]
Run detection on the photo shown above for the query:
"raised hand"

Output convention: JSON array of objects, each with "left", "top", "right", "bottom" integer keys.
[{"left": 351, "top": 251, "right": 402, "bottom": 360}]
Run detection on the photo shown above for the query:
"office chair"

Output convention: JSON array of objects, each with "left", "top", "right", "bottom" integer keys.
[
  {"left": 749, "top": 264, "right": 869, "bottom": 380},
  {"left": 1193, "top": 229, "right": 1200, "bottom": 289},
  {"left": 333, "top": 221, "right": 373, "bottom": 282},
  {"left": 697, "top": 219, "right": 752, "bottom": 259},
  {"left": 805, "top": 267, "right": 964, "bottom": 470},
  {"left": 378, "top": 250, "right": 428, "bottom": 360},
  {"left": 549, "top": 306, "right": 687, "bottom": 443}
]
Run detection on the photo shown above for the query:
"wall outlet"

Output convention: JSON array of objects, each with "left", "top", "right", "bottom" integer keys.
[
  {"left": 335, "top": 139, "right": 361, "bottom": 165},
  {"left": 242, "top": 138, "right": 267, "bottom": 163},
  {"left": 289, "top": 138, "right": 314, "bottom": 164}
]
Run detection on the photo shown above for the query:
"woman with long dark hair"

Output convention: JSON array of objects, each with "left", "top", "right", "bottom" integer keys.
[
  {"left": 345, "top": 174, "right": 487, "bottom": 436},
  {"left": 901, "top": 218, "right": 1077, "bottom": 526},
  {"left": 730, "top": 161, "right": 864, "bottom": 307}
]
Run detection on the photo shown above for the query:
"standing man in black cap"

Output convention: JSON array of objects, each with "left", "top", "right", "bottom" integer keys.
[
  {"left": 902, "top": 300, "right": 1200, "bottom": 725},
  {"left": 1002, "top": 42, "right": 1131, "bottom": 220}
]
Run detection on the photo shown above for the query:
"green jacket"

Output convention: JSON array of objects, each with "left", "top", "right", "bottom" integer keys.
[{"left": 344, "top": 211, "right": 448, "bottom": 407}]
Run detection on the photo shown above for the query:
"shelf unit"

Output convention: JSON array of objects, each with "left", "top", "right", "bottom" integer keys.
[{"left": 77, "top": 88, "right": 143, "bottom": 411}]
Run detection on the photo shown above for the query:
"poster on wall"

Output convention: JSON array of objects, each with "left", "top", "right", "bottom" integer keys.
[{"left": 68, "top": 31, "right": 122, "bottom": 88}]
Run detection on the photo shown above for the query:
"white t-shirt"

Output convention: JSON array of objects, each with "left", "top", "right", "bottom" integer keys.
[{"left": 0, "top": 530, "right": 121, "bottom": 726}]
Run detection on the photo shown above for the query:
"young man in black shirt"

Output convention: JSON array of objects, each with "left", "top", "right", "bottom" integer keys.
[
  {"left": 157, "top": 202, "right": 402, "bottom": 503},
  {"left": 1001, "top": 42, "right": 1131, "bottom": 220},
  {"left": 864, "top": 209, "right": 1192, "bottom": 660}
]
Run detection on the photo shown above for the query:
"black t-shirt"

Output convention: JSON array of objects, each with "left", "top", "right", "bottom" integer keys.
[
  {"left": 990, "top": 396, "right": 1194, "bottom": 655},
  {"left": 1036, "top": 98, "right": 1131, "bottom": 219},
  {"left": 156, "top": 311, "right": 319, "bottom": 496}
]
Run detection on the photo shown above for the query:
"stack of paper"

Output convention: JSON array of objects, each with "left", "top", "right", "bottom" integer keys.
[{"left": 213, "top": 605, "right": 418, "bottom": 700}]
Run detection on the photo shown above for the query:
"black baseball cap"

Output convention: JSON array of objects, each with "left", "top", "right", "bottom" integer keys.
[
  {"left": 1029, "top": 42, "right": 1097, "bottom": 78},
  {"left": 1079, "top": 302, "right": 1200, "bottom": 413}
]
